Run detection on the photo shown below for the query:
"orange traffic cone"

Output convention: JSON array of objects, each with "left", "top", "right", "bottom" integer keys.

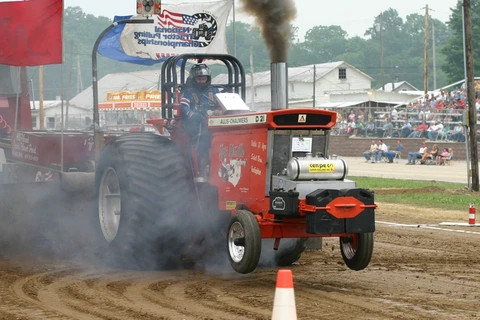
[{"left": 272, "top": 269, "right": 297, "bottom": 320}]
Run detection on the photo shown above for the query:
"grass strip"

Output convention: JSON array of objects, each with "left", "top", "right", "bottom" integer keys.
[{"left": 350, "top": 176, "right": 477, "bottom": 211}]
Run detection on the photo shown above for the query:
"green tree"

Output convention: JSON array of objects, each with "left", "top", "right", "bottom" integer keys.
[
  {"left": 303, "top": 25, "right": 348, "bottom": 62},
  {"left": 362, "top": 9, "right": 450, "bottom": 90},
  {"left": 441, "top": 0, "right": 480, "bottom": 83},
  {"left": 226, "top": 21, "right": 270, "bottom": 72}
]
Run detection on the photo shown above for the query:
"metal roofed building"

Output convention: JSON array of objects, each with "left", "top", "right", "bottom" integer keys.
[
  {"left": 379, "top": 81, "right": 419, "bottom": 93},
  {"left": 69, "top": 69, "right": 161, "bottom": 110},
  {"left": 213, "top": 61, "right": 372, "bottom": 111},
  {"left": 213, "top": 61, "right": 417, "bottom": 112},
  {"left": 67, "top": 62, "right": 420, "bottom": 116}
]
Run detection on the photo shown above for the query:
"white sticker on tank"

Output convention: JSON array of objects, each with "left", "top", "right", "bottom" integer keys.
[{"left": 291, "top": 137, "right": 312, "bottom": 152}]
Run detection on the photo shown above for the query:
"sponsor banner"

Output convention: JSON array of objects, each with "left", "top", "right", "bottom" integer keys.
[
  {"left": 99, "top": 101, "right": 162, "bottom": 110},
  {"left": 106, "top": 90, "right": 161, "bottom": 102},
  {"left": 208, "top": 114, "right": 267, "bottom": 127},
  {"left": 98, "top": 0, "right": 232, "bottom": 65}
]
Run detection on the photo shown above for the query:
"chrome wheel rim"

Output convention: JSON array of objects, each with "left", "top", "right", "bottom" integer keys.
[
  {"left": 228, "top": 221, "right": 245, "bottom": 263},
  {"left": 341, "top": 235, "right": 358, "bottom": 260},
  {"left": 98, "top": 167, "right": 121, "bottom": 243}
]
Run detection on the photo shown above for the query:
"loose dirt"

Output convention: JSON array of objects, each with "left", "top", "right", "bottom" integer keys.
[{"left": 0, "top": 201, "right": 478, "bottom": 320}]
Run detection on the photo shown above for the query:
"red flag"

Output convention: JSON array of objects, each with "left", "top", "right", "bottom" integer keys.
[{"left": 0, "top": 0, "right": 63, "bottom": 66}]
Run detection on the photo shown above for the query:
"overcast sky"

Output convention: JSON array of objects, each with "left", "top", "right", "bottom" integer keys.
[{"left": 64, "top": 0, "right": 460, "bottom": 39}]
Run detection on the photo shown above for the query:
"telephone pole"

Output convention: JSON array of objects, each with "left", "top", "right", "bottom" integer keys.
[
  {"left": 463, "top": 0, "right": 479, "bottom": 191},
  {"left": 39, "top": 65, "right": 44, "bottom": 130},
  {"left": 432, "top": 21, "right": 437, "bottom": 90},
  {"left": 423, "top": 5, "right": 429, "bottom": 96},
  {"left": 379, "top": 15, "right": 384, "bottom": 90}
]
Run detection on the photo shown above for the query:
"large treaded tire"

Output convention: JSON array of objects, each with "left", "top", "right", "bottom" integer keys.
[
  {"left": 259, "top": 238, "right": 307, "bottom": 267},
  {"left": 227, "top": 210, "right": 261, "bottom": 274},
  {"left": 340, "top": 232, "right": 374, "bottom": 271},
  {"left": 94, "top": 133, "right": 190, "bottom": 269}
]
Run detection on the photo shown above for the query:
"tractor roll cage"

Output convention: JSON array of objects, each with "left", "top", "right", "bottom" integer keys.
[{"left": 159, "top": 54, "right": 246, "bottom": 119}]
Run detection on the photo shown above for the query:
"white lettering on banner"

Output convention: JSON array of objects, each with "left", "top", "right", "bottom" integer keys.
[
  {"left": 209, "top": 114, "right": 267, "bottom": 127},
  {"left": 120, "top": 1, "right": 232, "bottom": 59},
  {"left": 11, "top": 132, "right": 39, "bottom": 162}
]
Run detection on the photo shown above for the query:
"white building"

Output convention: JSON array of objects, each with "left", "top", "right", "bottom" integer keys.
[
  {"left": 66, "top": 61, "right": 421, "bottom": 119},
  {"left": 214, "top": 61, "right": 419, "bottom": 112},
  {"left": 30, "top": 100, "right": 92, "bottom": 130},
  {"left": 379, "top": 81, "right": 419, "bottom": 93}
]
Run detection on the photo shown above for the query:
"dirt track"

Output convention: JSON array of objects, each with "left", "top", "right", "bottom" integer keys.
[{"left": 0, "top": 198, "right": 479, "bottom": 320}]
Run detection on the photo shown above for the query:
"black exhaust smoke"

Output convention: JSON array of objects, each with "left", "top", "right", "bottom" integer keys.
[{"left": 241, "top": 0, "right": 296, "bottom": 62}]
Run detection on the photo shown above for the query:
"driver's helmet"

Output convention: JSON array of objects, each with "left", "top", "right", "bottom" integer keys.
[{"left": 189, "top": 63, "right": 211, "bottom": 90}]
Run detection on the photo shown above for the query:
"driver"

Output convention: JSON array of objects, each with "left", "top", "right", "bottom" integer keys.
[{"left": 180, "top": 63, "right": 222, "bottom": 178}]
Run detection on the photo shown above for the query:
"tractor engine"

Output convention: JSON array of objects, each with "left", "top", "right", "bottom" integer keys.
[
  {"left": 267, "top": 129, "right": 374, "bottom": 235},
  {"left": 268, "top": 129, "right": 354, "bottom": 198}
]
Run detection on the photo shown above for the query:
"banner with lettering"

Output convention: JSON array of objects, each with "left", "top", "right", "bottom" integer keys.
[{"left": 98, "top": 0, "right": 232, "bottom": 65}]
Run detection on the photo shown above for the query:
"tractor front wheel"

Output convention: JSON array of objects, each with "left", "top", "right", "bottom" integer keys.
[
  {"left": 340, "top": 232, "right": 374, "bottom": 271},
  {"left": 227, "top": 210, "right": 261, "bottom": 274}
]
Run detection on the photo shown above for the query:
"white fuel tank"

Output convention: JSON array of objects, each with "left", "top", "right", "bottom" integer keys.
[{"left": 286, "top": 155, "right": 348, "bottom": 180}]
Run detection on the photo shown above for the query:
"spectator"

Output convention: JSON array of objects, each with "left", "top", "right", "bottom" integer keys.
[
  {"left": 365, "top": 121, "right": 375, "bottom": 137},
  {"left": 391, "top": 107, "right": 398, "bottom": 121},
  {"left": 356, "top": 108, "right": 365, "bottom": 122},
  {"left": 377, "top": 118, "right": 393, "bottom": 137},
  {"left": 456, "top": 98, "right": 466, "bottom": 109},
  {"left": 436, "top": 147, "right": 449, "bottom": 165},
  {"left": 418, "top": 107, "right": 426, "bottom": 123},
  {"left": 356, "top": 120, "right": 366, "bottom": 136},
  {"left": 407, "top": 141, "right": 427, "bottom": 165},
  {"left": 338, "top": 119, "right": 347, "bottom": 134},
  {"left": 436, "top": 147, "right": 453, "bottom": 165},
  {"left": 400, "top": 119, "right": 412, "bottom": 137},
  {"left": 382, "top": 142, "right": 397, "bottom": 163},
  {"left": 375, "top": 140, "right": 389, "bottom": 162},
  {"left": 408, "top": 120, "right": 428, "bottom": 138},
  {"left": 394, "top": 140, "right": 404, "bottom": 160},
  {"left": 436, "top": 99, "right": 445, "bottom": 110},
  {"left": 449, "top": 122, "right": 465, "bottom": 142},
  {"left": 437, "top": 124, "right": 452, "bottom": 141},
  {"left": 421, "top": 143, "right": 438, "bottom": 164},
  {"left": 346, "top": 120, "right": 357, "bottom": 136},
  {"left": 363, "top": 140, "right": 378, "bottom": 163},
  {"left": 348, "top": 109, "right": 356, "bottom": 122},
  {"left": 427, "top": 121, "right": 443, "bottom": 141}
]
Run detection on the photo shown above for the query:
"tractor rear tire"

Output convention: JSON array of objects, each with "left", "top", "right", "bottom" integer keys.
[
  {"left": 340, "top": 232, "right": 374, "bottom": 271},
  {"left": 259, "top": 238, "right": 307, "bottom": 267},
  {"left": 227, "top": 210, "right": 261, "bottom": 274},
  {"left": 95, "top": 133, "right": 190, "bottom": 269}
]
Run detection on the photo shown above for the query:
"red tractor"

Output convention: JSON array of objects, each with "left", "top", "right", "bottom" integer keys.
[{"left": 94, "top": 53, "right": 375, "bottom": 273}]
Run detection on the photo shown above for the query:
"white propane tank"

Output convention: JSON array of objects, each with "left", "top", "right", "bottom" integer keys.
[{"left": 286, "top": 154, "right": 348, "bottom": 180}]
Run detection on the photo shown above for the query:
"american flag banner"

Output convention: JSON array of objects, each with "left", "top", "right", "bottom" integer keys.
[
  {"left": 116, "top": 0, "right": 232, "bottom": 62},
  {"left": 157, "top": 10, "right": 198, "bottom": 27}
]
